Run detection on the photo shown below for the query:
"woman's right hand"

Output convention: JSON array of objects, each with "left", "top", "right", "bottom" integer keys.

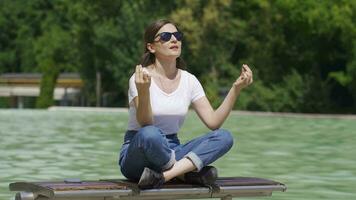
[
  {"left": 134, "top": 64, "right": 153, "bottom": 126},
  {"left": 135, "top": 64, "right": 151, "bottom": 93}
]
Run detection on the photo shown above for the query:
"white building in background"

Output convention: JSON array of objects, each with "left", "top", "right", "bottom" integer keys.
[{"left": 0, "top": 73, "right": 84, "bottom": 108}]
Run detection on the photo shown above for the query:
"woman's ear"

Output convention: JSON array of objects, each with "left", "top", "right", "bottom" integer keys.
[{"left": 147, "top": 43, "right": 155, "bottom": 54}]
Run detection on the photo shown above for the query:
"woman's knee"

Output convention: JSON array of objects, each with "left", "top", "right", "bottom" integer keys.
[
  {"left": 215, "top": 129, "right": 234, "bottom": 150},
  {"left": 137, "top": 125, "right": 162, "bottom": 143}
]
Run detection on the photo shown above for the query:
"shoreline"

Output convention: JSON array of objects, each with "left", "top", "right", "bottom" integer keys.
[
  {"left": 46, "top": 106, "right": 356, "bottom": 119},
  {"left": 1, "top": 106, "right": 355, "bottom": 119}
]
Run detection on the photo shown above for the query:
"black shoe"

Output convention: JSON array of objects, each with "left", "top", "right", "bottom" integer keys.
[
  {"left": 138, "top": 167, "right": 165, "bottom": 189},
  {"left": 184, "top": 166, "right": 218, "bottom": 185}
]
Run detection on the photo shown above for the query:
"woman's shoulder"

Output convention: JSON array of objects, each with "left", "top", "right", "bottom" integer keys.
[
  {"left": 180, "top": 69, "right": 196, "bottom": 79},
  {"left": 180, "top": 69, "right": 199, "bottom": 81},
  {"left": 129, "top": 73, "right": 135, "bottom": 81}
]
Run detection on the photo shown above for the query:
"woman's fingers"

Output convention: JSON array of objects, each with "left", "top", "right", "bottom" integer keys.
[
  {"left": 240, "top": 71, "right": 250, "bottom": 85},
  {"left": 242, "top": 64, "right": 253, "bottom": 85},
  {"left": 245, "top": 71, "right": 252, "bottom": 83},
  {"left": 142, "top": 73, "right": 147, "bottom": 82},
  {"left": 242, "top": 70, "right": 249, "bottom": 80},
  {"left": 242, "top": 64, "right": 248, "bottom": 72},
  {"left": 138, "top": 65, "right": 143, "bottom": 82},
  {"left": 135, "top": 64, "right": 152, "bottom": 84},
  {"left": 143, "top": 72, "right": 151, "bottom": 82},
  {"left": 243, "top": 65, "right": 252, "bottom": 76},
  {"left": 243, "top": 64, "right": 252, "bottom": 76},
  {"left": 241, "top": 64, "right": 250, "bottom": 78},
  {"left": 243, "top": 64, "right": 252, "bottom": 73},
  {"left": 135, "top": 65, "right": 145, "bottom": 84},
  {"left": 135, "top": 65, "right": 140, "bottom": 81},
  {"left": 235, "top": 64, "right": 253, "bottom": 90}
]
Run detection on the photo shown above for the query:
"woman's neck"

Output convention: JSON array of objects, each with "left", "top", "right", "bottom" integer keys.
[{"left": 153, "top": 58, "right": 178, "bottom": 79}]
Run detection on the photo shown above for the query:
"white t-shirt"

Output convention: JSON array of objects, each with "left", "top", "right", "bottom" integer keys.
[{"left": 127, "top": 69, "right": 205, "bottom": 135}]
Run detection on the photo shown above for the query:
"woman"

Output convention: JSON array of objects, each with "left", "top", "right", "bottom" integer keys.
[{"left": 119, "top": 19, "right": 253, "bottom": 189}]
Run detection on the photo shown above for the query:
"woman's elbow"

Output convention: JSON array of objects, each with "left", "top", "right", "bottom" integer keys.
[
  {"left": 137, "top": 117, "right": 153, "bottom": 127},
  {"left": 139, "top": 121, "right": 153, "bottom": 127},
  {"left": 207, "top": 123, "right": 221, "bottom": 131}
]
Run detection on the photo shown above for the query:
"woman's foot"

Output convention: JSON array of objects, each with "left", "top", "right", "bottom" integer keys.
[
  {"left": 138, "top": 167, "right": 165, "bottom": 189},
  {"left": 184, "top": 166, "right": 218, "bottom": 185}
]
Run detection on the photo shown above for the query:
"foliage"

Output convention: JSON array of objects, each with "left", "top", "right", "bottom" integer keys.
[{"left": 0, "top": 0, "right": 355, "bottom": 112}]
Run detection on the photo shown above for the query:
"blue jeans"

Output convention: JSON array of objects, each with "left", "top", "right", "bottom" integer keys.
[{"left": 118, "top": 125, "right": 234, "bottom": 181}]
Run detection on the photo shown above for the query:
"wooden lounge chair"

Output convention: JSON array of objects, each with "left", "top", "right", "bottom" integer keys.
[{"left": 9, "top": 177, "right": 286, "bottom": 200}]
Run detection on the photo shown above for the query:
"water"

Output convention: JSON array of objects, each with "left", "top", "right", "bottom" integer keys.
[{"left": 1, "top": 110, "right": 355, "bottom": 200}]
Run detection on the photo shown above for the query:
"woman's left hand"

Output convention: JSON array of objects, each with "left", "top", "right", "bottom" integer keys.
[{"left": 233, "top": 64, "right": 253, "bottom": 90}]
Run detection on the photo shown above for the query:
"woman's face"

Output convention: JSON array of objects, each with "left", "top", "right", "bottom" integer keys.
[{"left": 149, "top": 23, "right": 182, "bottom": 59}]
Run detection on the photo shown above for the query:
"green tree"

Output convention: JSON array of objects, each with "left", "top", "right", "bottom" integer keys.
[
  {"left": 33, "top": 1, "right": 75, "bottom": 108},
  {"left": 68, "top": 0, "right": 178, "bottom": 106},
  {"left": 1, "top": 0, "right": 356, "bottom": 112},
  {"left": 170, "top": 0, "right": 356, "bottom": 113}
]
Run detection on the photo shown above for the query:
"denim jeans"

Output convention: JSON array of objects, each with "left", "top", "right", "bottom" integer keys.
[{"left": 118, "top": 125, "right": 234, "bottom": 181}]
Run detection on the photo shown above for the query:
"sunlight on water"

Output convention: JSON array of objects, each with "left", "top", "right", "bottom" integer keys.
[{"left": 1, "top": 110, "right": 355, "bottom": 200}]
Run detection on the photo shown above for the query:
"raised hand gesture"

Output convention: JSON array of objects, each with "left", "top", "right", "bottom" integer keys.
[
  {"left": 233, "top": 64, "right": 253, "bottom": 90},
  {"left": 135, "top": 64, "right": 151, "bottom": 93}
]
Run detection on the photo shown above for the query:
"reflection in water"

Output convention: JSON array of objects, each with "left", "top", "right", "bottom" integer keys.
[{"left": 0, "top": 110, "right": 355, "bottom": 200}]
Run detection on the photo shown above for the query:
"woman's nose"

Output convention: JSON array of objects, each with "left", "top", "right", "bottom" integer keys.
[{"left": 170, "top": 35, "right": 178, "bottom": 42}]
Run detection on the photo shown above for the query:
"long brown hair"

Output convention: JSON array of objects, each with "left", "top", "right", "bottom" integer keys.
[{"left": 139, "top": 19, "right": 186, "bottom": 69}]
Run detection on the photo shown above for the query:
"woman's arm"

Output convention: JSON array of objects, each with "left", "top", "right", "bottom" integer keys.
[
  {"left": 133, "top": 65, "right": 153, "bottom": 126},
  {"left": 192, "top": 64, "right": 253, "bottom": 130}
]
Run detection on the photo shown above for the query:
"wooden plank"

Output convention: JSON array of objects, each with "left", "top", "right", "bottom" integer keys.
[{"left": 9, "top": 182, "right": 54, "bottom": 198}]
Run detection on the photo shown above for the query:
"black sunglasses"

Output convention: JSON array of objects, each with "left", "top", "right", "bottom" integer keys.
[{"left": 154, "top": 31, "right": 183, "bottom": 42}]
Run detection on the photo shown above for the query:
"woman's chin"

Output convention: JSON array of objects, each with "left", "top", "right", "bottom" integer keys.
[{"left": 164, "top": 54, "right": 181, "bottom": 60}]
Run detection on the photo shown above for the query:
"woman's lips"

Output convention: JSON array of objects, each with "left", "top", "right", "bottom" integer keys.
[{"left": 169, "top": 45, "right": 179, "bottom": 50}]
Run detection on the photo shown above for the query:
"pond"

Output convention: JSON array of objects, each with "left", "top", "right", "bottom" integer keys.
[{"left": 1, "top": 109, "right": 355, "bottom": 200}]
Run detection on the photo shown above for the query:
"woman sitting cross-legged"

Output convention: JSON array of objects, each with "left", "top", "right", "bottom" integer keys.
[{"left": 118, "top": 19, "right": 253, "bottom": 189}]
